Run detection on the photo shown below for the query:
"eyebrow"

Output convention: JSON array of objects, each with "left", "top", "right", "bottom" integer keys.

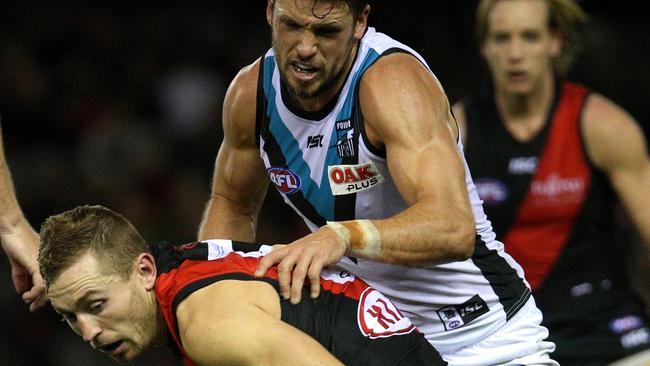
[{"left": 54, "top": 289, "right": 101, "bottom": 314}]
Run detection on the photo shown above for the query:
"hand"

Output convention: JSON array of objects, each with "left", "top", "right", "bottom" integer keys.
[
  {"left": 255, "top": 227, "right": 347, "bottom": 304},
  {"left": 0, "top": 221, "right": 48, "bottom": 311}
]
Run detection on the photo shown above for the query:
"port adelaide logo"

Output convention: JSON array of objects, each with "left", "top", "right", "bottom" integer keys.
[
  {"left": 333, "top": 119, "right": 355, "bottom": 158},
  {"left": 267, "top": 167, "right": 301, "bottom": 194}
]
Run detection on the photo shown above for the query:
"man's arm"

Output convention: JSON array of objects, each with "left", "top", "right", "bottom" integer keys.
[
  {"left": 256, "top": 53, "right": 476, "bottom": 304},
  {"left": 0, "top": 123, "right": 47, "bottom": 311},
  {"left": 198, "top": 60, "right": 270, "bottom": 242},
  {"left": 583, "top": 94, "right": 650, "bottom": 245},
  {"left": 176, "top": 279, "right": 344, "bottom": 366}
]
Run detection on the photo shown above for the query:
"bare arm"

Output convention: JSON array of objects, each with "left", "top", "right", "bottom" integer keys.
[
  {"left": 176, "top": 280, "right": 343, "bottom": 366},
  {"left": 583, "top": 94, "right": 650, "bottom": 245},
  {"left": 358, "top": 53, "right": 475, "bottom": 264},
  {"left": 198, "top": 60, "right": 270, "bottom": 242},
  {"left": 256, "top": 53, "right": 475, "bottom": 303},
  {"left": 0, "top": 123, "right": 47, "bottom": 311}
]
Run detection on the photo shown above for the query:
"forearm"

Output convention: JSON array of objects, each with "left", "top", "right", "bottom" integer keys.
[
  {"left": 198, "top": 194, "right": 258, "bottom": 242},
  {"left": 329, "top": 198, "right": 475, "bottom": 266}
]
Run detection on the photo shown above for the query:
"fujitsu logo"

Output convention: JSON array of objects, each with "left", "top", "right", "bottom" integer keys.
[
  {"left": 357, "top": 288, "right": 415, "bottom": 339},
  {"left": 328, "top": 161, "right": 384, "bottom": 196},
  {"left": 530, "top": 173, "right": 585, "bottom": 198}
]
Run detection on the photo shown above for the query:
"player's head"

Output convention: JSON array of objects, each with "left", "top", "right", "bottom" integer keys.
[
  {"left": 39, "top": 205, "right": 161, "bottom": 362},
  {"left": 476, "top": 0, "right": 586, "bottom": 92},
  {"left": 266, "top": 0, "right": 370, "bottom": 106}
]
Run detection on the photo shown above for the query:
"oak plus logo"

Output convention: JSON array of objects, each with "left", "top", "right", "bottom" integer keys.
[
  {"left": 267, "top": 167, "right": 301, "bottom": 194},
  {"left": 357, "top": 288, "right": 415, "bottom": 339},
  {"left": 328, "top": 161, "right": 384, "bottom": 196}
]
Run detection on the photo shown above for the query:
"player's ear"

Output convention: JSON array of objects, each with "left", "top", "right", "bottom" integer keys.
[
  {"left": 266, "top": 0, "right": 274, "bottom": 27},
  {"left": 135, "top": 253, "right": 157, "bottom": 290}
]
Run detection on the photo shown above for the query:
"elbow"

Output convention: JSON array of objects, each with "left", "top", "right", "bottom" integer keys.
[{"left": 448, "top": 219, "right": 475, "bottom": 261}]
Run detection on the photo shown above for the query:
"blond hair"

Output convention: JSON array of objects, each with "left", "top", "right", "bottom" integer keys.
[
  {"left": 476, "top": 0, "right": 587, "bottom": 76},
  {"left": 39, "top": 205, "right": 150, "bottom": 289}
]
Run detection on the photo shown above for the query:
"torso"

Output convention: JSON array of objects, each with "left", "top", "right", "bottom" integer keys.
[
  {"left": 153, "top": 240, "right": 445, "bottom": 366},
  {"left": 461, "top": 81, "right": 646, "bottom": 325},
  {"left": 255, "top": 27, "right": 533, "bottom": 353}
]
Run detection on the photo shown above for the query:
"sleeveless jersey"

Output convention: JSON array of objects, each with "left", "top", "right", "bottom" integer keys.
[
  {"left": 153, "top": 240, "right": 446, "bottom": 366},
  {"left": 256, "top": 27, "right": 532, "bottom": 353},
  {"left": 461, "top": 81, "right": 649, "bottom": 337}
]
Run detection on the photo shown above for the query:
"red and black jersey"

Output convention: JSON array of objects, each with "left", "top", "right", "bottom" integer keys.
[
  {"left": 461, "top": 81, "right": 650, "bottom": 364},
  {"left": 153, "top": 240, "right": 446, "bottom": 366}
]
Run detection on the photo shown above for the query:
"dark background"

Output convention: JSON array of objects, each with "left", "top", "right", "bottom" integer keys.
[{"left": 0, "top": 1, "right": 647, "bottom": 365}]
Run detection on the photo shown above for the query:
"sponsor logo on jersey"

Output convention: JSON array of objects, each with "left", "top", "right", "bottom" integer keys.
[
  {"left": 328, "top": 161, "right": 384, "bottom": 196},
  {"left": 267, "top": 167, "right": 301, "bottom": 194},
  {"left": 610, "top": 315, "right": 645, "bottom": 334},
  {"left": 307, "top": 135, "right": 324, "bottom": 148},
  {"left": 436, "top": 295, "right": 489, "bottom": 331},
  {"left": 357, "top": 287, "right": 415, "bottom": 339},
  {"left": 508, "top": 156, "right": 538, "bottom": 175},
  {"left": 530, "top": 173, "right": 586, "bottom": 205},
  {"left": 474, "top": 178, "right": 509, "bottom": 205}
]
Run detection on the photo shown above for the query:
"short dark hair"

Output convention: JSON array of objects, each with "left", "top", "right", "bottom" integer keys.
[
  {"left": 272, "top": 0, "right": 371, "bottom": 20},
  {"left": 39, "top": 205, "right": 150, "bottom": 289}
]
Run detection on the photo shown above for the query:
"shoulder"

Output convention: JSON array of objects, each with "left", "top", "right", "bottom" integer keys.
[
  {"left": 175, "top": 279, "right": 281, "bottom": 360},
  {"left": 582, "top": 92, "right": 646, "bottom": 170},
  {"left": 359, "top": 52, "right": 452, "bottom": 138},
  {"left": 224, "top": 59, "right": 261, "bottom": 114},
  {"left": 222, "top": 58, "right": 262, "bottom": 143}
]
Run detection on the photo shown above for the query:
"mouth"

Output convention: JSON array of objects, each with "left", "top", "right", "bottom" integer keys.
[
  {"left": 98, "top": 340, "right": 124, "bottom": 355},
  {"left": 290, "top": 62, "right": 319, "bottom": 81},
  {"left": 507, "top": 71, "right": 527, "bottom": 82}
]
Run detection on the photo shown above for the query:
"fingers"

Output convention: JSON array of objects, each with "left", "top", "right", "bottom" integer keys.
[
  {"left": 23, "top": 286, "right": 49, "bottom": 312},
  {"left": 307, "top": 261, "right": 323, "bottom": 300},
  {"left": 289, "top": 255, "right": 311, "bottom": 304}
]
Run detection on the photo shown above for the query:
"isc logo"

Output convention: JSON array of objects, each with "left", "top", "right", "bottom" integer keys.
[{"left": 267, "top": 167, "right": 301, "bottom": 194}]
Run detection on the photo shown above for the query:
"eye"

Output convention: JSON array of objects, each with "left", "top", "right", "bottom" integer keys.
[
  {"left": 89, "top": 301, "right": 105, "bottom": 314},
  {"left": 316, "top": 27, "right": 340, "bottom": 37}
]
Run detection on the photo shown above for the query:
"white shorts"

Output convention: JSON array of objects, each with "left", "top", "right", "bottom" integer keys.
[{"left": 441, "top": 298, "right": 558, "bottom": 366}]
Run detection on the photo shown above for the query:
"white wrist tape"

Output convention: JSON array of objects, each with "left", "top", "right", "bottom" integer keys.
[{"left": 326, "top": 220, "right": 381, "bottom": 260}]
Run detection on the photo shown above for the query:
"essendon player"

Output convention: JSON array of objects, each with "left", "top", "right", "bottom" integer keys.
[{"left": 38, "top": 205, "right": 446, "bottom": 365}]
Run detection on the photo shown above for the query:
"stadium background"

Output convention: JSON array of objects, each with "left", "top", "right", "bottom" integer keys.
[{"left": 0, "top": 1, "right": 647, "bottom": 364}]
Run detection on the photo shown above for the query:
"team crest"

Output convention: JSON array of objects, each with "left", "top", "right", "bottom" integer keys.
[{"left": 357, "top": 287, "right": 415, "bottom": 339}]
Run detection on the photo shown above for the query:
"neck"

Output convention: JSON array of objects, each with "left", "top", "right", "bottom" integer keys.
[
  {"left": 152, "top": 305, "right": 167, "bottom": 347},
  {"left": 493, "top": 73, "right": 556, "bottom": 142},
  {"left": 495, "top": 74, "right": 556, "bottom": 120}
]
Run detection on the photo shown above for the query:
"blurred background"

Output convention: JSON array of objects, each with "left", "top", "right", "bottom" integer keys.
[{"left": 0, "top": 1, "right": 647, "bottom": 365}]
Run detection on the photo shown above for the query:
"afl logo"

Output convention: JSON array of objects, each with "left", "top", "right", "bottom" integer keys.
[{"left": 267, "top": 167, "right": 301, "bottom": 194}]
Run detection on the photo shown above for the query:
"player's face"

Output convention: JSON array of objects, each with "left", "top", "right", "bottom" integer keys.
[
  {"left": 267, "top": 0, "right": 368, "bottom": 110},
  {"left": 48, "top": 252, "right": 159, "bottom": 363},
  {"left": 482, "top": 0, "right": 560, "bottom": 96}
]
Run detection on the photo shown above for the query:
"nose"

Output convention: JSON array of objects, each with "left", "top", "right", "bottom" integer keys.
[
  {"left": 507, "top": 38, "right": 524, "bottom": 61},
  {"left": 77, "top": 315, "right": 102, "bottom": 343},
  {"left": 296, "top": 30, "right": 317, "bottom": 59}
]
